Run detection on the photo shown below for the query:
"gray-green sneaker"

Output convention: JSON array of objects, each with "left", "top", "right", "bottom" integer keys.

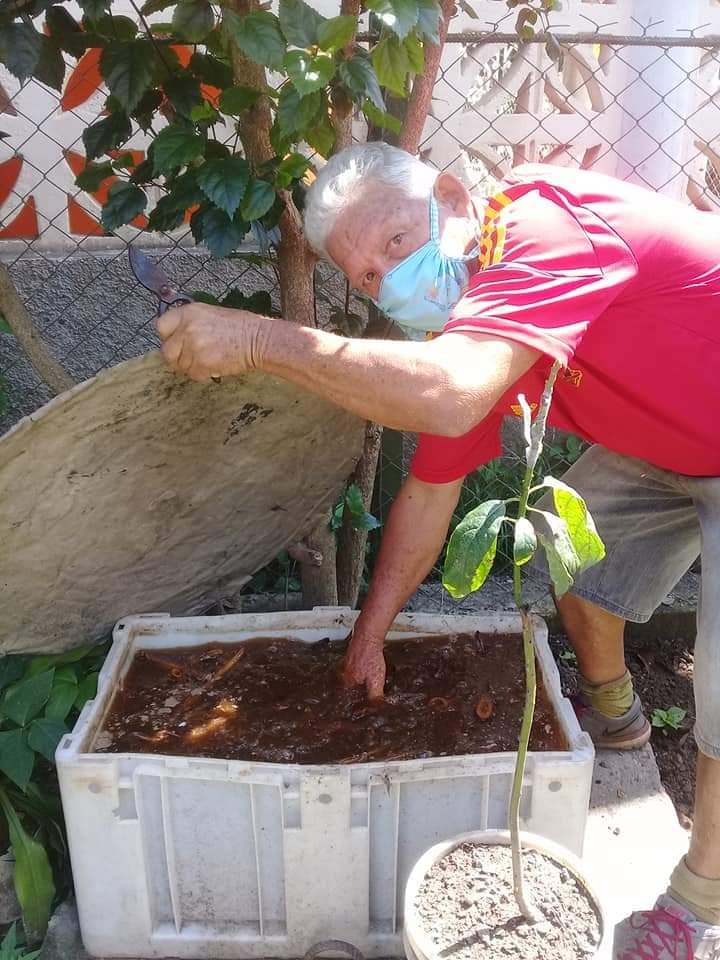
[
  {"left": 614, "top": 894, "right": 720, "bottom": 958},
  {"left": 573, "top": 693, "right": 652, "bottom": 750}
]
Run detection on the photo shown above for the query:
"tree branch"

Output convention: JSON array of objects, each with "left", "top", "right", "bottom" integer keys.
[
  {"left": 0, "top": 265, "right": 75, "bottom": 396},
  {"left": 397, "top": 0, "right": 455, "bottom": 154},
  {"left": 330, "top": 0, "right": 361, "bottom": 152}
]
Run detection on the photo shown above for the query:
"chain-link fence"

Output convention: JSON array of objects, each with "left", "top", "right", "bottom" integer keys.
[{"left": 2, "top": 3, "right": 720, "bottom": 601}]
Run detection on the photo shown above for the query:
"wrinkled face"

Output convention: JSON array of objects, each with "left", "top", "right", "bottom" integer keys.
[{"left": 326, "top": 173, "right": 480, "bottom": 301}]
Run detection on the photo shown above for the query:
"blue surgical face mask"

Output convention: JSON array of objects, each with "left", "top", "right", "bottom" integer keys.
[{"left": 375, "top": 194, "right": 478, "bottom": 340}]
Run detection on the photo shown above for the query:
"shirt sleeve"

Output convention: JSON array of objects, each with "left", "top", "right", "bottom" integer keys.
[
  {"left": 410, "top": 413, "right": 504, "bottom": 484},
  {"left": 444, "top": 191, "right": 638, "bottom": 365}
]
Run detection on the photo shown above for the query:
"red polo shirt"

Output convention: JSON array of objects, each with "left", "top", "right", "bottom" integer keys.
[{"left": 411, "top": 164, "right": 720, "bottom": 483}]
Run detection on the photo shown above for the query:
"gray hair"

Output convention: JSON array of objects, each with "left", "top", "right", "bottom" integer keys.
[{"left": 303, "top": 142, "right": 438, "bottom": 260}]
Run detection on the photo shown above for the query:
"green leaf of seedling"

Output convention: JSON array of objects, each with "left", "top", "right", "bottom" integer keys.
[
  {"left": 99, "top": 40, "right": 156, "bottom": 113},
  {"left": 27, "top": 719, "right": 67, "bottom": 764},
  {"left": 0, "top": 731, "right": 34, "bottom": 790},
  {"left": 225, "top": 10, "right": 286, "bottom": 71},
  {"left": 278, "top": 0, "right": 324, "bottom": 48},
  {"left": 284, "top": 50, "right": 335, "bottom": 96},
  {"left": 318, "top": 15, "right": 357, "bottom": 51},
  {"left": 542, "top": 477, "right": 605, "bottom": 573},
  {"left": 0, "top": 786, "right": 55, "bottom": 942},
  {"left": 2, "top": 671, "right": 54, "bottom": 727},
  {"left": 537, "top": 520, "right": 574, "bottom": 597},
  {"left": 101, "top": 182, "right": 147, "bottom": 232},
  {"left": 0, "top": 314, "right": 12, "bottom": 336},
  {"left": 219, "top": 85, "right": 261, "bottom": 115},
  {"left": 513, "top": 516, "right": 537, "bottom": 566},
  {"left": 152, "top": 125, "right": 204, "bottom": 175},
  {"left": 197, "top": 157, "right": 250, "bottom": 219},
  {"left": 443, "top": 499, "right": 506, "bottom": 599},
  {"left": 241, "top": 180, "right": 276, "bottom": 221},
  {"left": 666, "top": 706, "right": 687, "bottom": 728},
  {"left": 366, "top": 0, "right": 419, "bottom": 40},
  {"left": 172, "top": 0, "right": 215, "bottom": 41}
]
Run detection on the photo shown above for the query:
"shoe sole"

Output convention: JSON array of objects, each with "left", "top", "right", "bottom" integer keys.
[{"left": 592, "top": 718, "right": 652, "bottom": 751}]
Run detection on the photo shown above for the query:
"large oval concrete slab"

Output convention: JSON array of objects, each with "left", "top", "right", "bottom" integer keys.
[{"left": 0, "top": 352, "right": 364, "bottom": 653}]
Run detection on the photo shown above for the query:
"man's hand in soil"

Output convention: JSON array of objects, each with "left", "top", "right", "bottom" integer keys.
[
  {"left": 343, "top": 630, "right": 386, "bottom": 700},
  {"left": 157, "top": 303, "right": 267, "bottom": 382}
]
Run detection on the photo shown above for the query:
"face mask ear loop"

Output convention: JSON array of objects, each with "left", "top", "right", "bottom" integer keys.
[{"left": 429, "top": 193, "right": 440, "bottom": 242}]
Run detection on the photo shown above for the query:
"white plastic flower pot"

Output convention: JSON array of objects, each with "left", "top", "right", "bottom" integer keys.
[{"left": 403, "top": 829, "right": 608, "bottom": 960}]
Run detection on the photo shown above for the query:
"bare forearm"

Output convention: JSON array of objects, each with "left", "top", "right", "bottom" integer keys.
[
  {"left": 258, "top": 319, "right": 534, "bottom": 437},
  {"left": 355, "top": 474, "right": 464, "bottom": 642}
]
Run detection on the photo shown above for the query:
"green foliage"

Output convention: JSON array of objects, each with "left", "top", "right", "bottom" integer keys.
[
  {"left": 74, "top": 162, "right": 113, "bottom": 192},
  {"left": 0, "top": 643, "right": 108, "bottom": 940},
  {"left": 224, "top": 10, "right": 286, "bottom": 70},
  {"left": 443, "top": 499, "right": 506, "bottom": 598},
  {"left": 152, "top": 125, "right": 204, "bottom": 176},
  {"left": 1, "top": 0, "right": 442, "bottom": 262},
  {"left": 513, "top": 516, "right": 536, "bottom": 566},
  {"left": 196, "top": 157, "right": 250, "bottom": 218},
  {"left": 0, "top": 922, "right": 40, "bottom": 960},
  {"left": 101, "top": 181, "right": 147, "bottom": 231},
  {"left": 278, "top": 0, "right": 323, "bottom": 48},
  {"left": 651, "top": 706, "right": 687, "bottom": 733},
  {"left": 82, "top": 111, "right": 132, "bottom": 162},
  {"left": 172, "top": 0, "right": 215, "bottom": 42},
  {"left": 317, "top": 15, "right": 357, "bottom": 52},
  {"left": 99, "top": 40, "right": 156, "bottom": 112},
  {"left": 339, "top": 483, "right": 382, "bottom": 532},
  {"left": 0, "top": 24, "right": 43, "bottom": 83}
]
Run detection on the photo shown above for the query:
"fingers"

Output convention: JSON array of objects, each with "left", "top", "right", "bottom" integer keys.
[{"left": 156, "top": 306, "right": 184, "bottom": 341}]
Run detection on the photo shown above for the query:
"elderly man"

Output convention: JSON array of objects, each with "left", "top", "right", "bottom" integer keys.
[{"left": 157, "top": 142, "right": 720, "bottom": 959}]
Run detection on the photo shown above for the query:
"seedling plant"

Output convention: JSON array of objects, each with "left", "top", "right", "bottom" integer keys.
[{"left": 442, "top": 360, "right": 606, "bottom": 920}]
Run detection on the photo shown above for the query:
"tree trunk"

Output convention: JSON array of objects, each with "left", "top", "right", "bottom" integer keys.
[
  {"left": 227, "top": 0, "right": 338, "bottom": 606},
  {"left": 301, "top": 519, "right": 339, "bottom": 608},
  {"left": 336, "top": 420, "right": 383, "bottom": 607}
]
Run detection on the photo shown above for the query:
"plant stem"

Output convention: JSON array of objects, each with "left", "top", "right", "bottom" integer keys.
[{"left": 508, "top": 360, "right": 561, "bottom": 922}]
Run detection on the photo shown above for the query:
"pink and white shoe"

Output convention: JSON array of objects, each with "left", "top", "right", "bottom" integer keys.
[{"left": 614, "top": 894, "right": 720, "bottom": 959}]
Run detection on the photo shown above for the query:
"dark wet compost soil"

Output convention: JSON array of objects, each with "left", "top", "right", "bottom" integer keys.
[
  {"left": 96, "top": 633, "right": 566, "bottom": 763},
  {"left": 414, "top": 841, "right": 601, "bottom": 960}
]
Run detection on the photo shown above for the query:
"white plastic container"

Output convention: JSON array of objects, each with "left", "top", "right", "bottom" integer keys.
[{"left": 57, "top": 608, "right": 594, "bottom": 959}]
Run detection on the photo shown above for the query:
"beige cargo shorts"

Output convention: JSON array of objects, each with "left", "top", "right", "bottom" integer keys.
[{"left": 528, "top": 445, "right": 720, "bottom": 759}]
